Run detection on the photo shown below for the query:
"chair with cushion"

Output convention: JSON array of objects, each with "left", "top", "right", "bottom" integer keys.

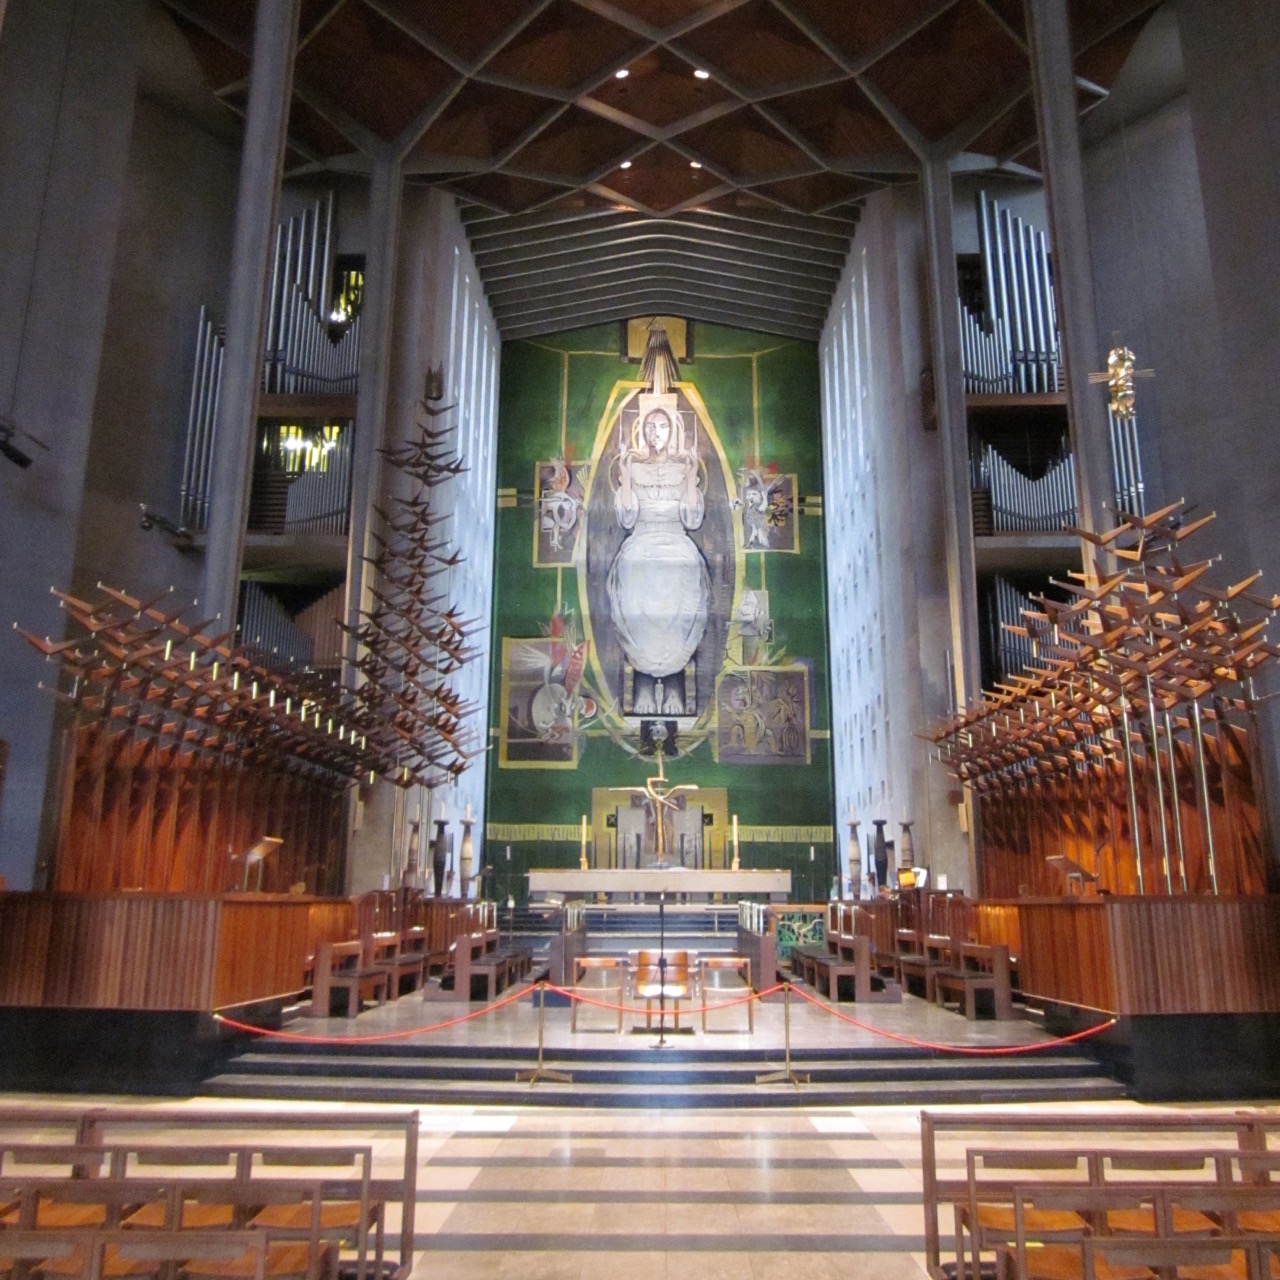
[{"left": 631, "top": 950, "right": 692, "bottom": 1029}]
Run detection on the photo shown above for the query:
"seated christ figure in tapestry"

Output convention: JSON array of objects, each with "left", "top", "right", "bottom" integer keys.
[{"left": 606, "top": 403, "right": 711, "bottom": 717}]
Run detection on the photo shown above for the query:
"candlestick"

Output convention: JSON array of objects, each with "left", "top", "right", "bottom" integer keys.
[
  {"left": 731, "top": 813, "right": 740, "bottom": 872},
  {"left": 579, "top": 814, "right": 589, "bottom": 870}
]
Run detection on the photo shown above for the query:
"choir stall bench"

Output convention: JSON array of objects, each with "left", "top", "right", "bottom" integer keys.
[{"left": 310, "top": 939, "right": 389, "bottom": 1018}]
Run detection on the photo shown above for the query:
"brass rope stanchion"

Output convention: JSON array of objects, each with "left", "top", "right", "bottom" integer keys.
[
  {"left": 756, "top": 981, "right": 808, "bottom": 1086},
  {"left": 516, "top": 980, "right": 572, "bottom": 1084}
]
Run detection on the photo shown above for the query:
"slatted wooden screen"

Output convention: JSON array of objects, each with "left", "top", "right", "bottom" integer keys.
[
  {"left": 976, "top": 723, "right": 1268, "bottom": 898},
  {"left": 53, "top": 724, "right": 347, "bottom": 895}
]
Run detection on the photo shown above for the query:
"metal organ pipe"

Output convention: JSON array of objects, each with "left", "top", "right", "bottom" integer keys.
[
  {"left": 981, "top": 444, "right": 1079, "bottom": 532},
  {"left": 181, "top": 191, "right": 360, "bottom": 531}
]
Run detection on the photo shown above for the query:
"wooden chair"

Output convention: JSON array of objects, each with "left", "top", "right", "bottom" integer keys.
[
  {"left": 1095, "top": 1149, "right": 1222, "bottom": 1236},
  {"left": 699, "top": 956, "right": 753, "bottom": 1033},
  {"left": 2, "top": 1230, "right": 275, "bottom": 1280},
  {"left": 959, "top": 1149, "right": 1092, "bottom": 1280},
  {"left": 632, "top": 950, "right": 692, "bottom": 1029},
  {"left": 569, "top": 957, "right": 623, "bottom": 1033}
]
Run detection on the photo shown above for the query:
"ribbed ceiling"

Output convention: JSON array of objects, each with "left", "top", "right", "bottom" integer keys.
[{"left": 163, "top": 0, "right": 1159, "bottom": 339}]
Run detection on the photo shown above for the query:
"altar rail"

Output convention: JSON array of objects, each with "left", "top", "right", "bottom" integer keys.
[{"left": 0, "top": 893, "right": 352, "bottom": 1010}]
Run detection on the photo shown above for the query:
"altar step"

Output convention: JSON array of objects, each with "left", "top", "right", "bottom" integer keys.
[{"left": 204, "top": 1042, "right": 1125, "bottom": 1108}]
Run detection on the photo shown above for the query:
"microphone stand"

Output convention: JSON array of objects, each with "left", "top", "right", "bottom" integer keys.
[{"left": 655, "top": 888, "right": 668, "bottom": 1048}]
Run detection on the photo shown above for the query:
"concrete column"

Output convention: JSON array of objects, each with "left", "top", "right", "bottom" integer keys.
[
  {"left": 1176, "top": 0, "right": 1280, "bottom": 878},
  {"left": 0, "top": 0, "right": 146, "bottom": 887},
  {"left": 920, "top": 159, "right": 982, "bottom": 891},
  {"left": 342, "top": 154, "right": 403, "bottom": 686},
  {"left": 1024, "top": 0, "right": 1113, "bottom": 542},
  {"left": 920, "top": 160, "right": 982, "bottom": 712},
  {"left": 200, "top": 0, "right": 300, "bottom": 630}
]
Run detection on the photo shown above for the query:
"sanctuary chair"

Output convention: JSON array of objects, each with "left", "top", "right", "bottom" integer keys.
[
  {"left": 699, "top": 956, "right": 753, "bottom": 1033},
  {"left": 632, "top": 950, "right": 692, "bottom": 1029},
  {"left": 569, "top": 957, "right": 624, "bottom": 1033}
]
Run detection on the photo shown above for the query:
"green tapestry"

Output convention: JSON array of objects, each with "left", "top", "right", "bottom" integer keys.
[{"left": 485, "top": 319, "right": 835, "bottom": 897}]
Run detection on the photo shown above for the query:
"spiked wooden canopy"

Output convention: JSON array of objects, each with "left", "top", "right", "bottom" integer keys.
[{"left": 163, "top": 0, "right": 1159, "bottom": 339}]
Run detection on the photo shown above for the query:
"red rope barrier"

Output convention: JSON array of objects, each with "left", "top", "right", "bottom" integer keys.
[
  {"left": 789, "top": 983, "right": 1117, "bottom": 1055},
  {"left": 212, "top": 981, "right": 530, "bottom": 1044},
  {"left": 542, "top": 981, "right": 786, "bottom": 1019}
]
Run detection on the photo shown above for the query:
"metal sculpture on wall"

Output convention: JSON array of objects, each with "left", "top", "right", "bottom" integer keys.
[
  {"left": 929, "top": 500, "right": 1280, "bottom": 896},
  {"left": 343, "top": 370, "right": 483, "bottom": 790}
]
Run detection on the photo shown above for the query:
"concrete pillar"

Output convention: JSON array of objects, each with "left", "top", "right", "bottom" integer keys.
[
  {"left": 200, "top": 0, "right": 300, "bottom": 630},
  {"left": 342, "top": 154, "right": 403, "bottom": 685},
  {"left": 0, "top": 0, "right": 146, "bottom": 887},
  {"left": 1024, "top": 0, "right": 1113, "bottom": 543},
  {"left": 1176, "top": 0, "right": 1280, "bottom": 878},
  {"left": 920, "top": 159, "right": 982, "bottom": 891},
  {"left": 920, "top": 160, "right": 982, "bottom": 713}
]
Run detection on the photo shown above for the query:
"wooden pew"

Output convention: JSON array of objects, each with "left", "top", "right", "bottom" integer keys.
[
  {"left": 0, "top": 1106, "right": 420, "bottom": 1274},
  {"left": 735, "top": 903, "right": 778, "bottom": 992},
  {"left": 934, "top": 943, "right": 1014, "bottom": 1020},
  {"left": 1001, "top": 1182, "right": 1280, "bottom": 1280},
  {"left": 309, "top": 939, "right": 388, "bottom": 1018},
  {"left": 897, "top": 931, "right": 956, "bottom": 1002},
  {"left": 370, "top": 929, "right": 427, "bottom": 998},
  {"left": 0, "top": 1176, "right": 352, "bottom": 1280},
  {"left": 919, "top": 1109, "right": 1280, "bottom": 1279},
  {"left": 0, "top": 1228, "right": 279, "bottom": 1280},
  {"left": 444, "top": 931, "right": 532, "bottom": 1002}
]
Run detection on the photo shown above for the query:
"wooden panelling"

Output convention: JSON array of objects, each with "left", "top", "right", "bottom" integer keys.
[
  {"left": 995, "top": 896, "right": 1280, "bottom": 1015},
  {"left": 1105, "top": 897, "right": 1280, "bottom": 1015},
  {"left": 54, "top": 724, "right": 348, "bottom": 898},
  {"left": 977, "top": 727, "right": 1267, "bottom": 900},
  {"left": 0, "top": 893, "right": 354, "bottom": 1012},
  {"left": 1014, "top": 900, "right": 1116, "bottom": 1013}
]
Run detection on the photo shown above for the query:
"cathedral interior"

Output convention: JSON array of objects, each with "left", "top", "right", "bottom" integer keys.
[{"left": 1, "top": 2, "right": 1279, "bottom": 1276}]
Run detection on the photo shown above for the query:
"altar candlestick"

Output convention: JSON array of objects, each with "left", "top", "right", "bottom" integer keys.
[
  {"left": 579, "top": 815, "right": 589, "bottom": 870},
  {"left": 731, "top": 813, "right": 740, "bottom": 871}
]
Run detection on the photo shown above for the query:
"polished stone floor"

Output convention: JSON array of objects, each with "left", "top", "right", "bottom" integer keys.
[
  {"left": 5, "top": 1092, "right": 1278, "bottom": 1279},
  {"left": 287, "top": 978, "right": 1061, "bottom": 1052}
]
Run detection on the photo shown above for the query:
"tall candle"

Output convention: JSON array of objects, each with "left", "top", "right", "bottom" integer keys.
[
  {"left": 581, "top": 815, "right": 588, "bottom": 847},
  {"left": 809, "top": 845, "right": 815, "bottom": 862},
  {"left": 465, "top": 802, "right": 472, "bottom": 822}
]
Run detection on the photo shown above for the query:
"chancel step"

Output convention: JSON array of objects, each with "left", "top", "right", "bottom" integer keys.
[{"left": 205, "top": 1042, "right": 1124, "bottom": 1109}]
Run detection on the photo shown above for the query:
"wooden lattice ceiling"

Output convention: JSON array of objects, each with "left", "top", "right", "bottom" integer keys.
[{"left": 162, "top": 0, "right": 1160, "bottom": 339}]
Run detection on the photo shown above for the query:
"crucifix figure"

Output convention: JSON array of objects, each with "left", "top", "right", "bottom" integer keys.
[{"left": 619, "top": 744, "right": 699, "bottom": 866}]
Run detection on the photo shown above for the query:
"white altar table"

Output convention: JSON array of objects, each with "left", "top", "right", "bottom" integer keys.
[{"left": 526, "top": 868, "right": 791, "bottom": 898}]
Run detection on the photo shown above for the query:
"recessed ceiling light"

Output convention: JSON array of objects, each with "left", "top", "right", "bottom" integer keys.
[
  {"left": 615, "top": 68, "right": 629, "bottom": 79},
  {"left": 693, "top": 69, "right": 710, "bottom": 80},
  {"left": 689, "top": 160, "right": 702, "bottom": 169},
  {"left": 620, "top": 160, "right": 632, "bottom": 169}
]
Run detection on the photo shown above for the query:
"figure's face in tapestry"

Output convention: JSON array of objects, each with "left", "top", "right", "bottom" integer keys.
[{"left": 643, "top": 410, "right": 672, "bottom": 455}]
